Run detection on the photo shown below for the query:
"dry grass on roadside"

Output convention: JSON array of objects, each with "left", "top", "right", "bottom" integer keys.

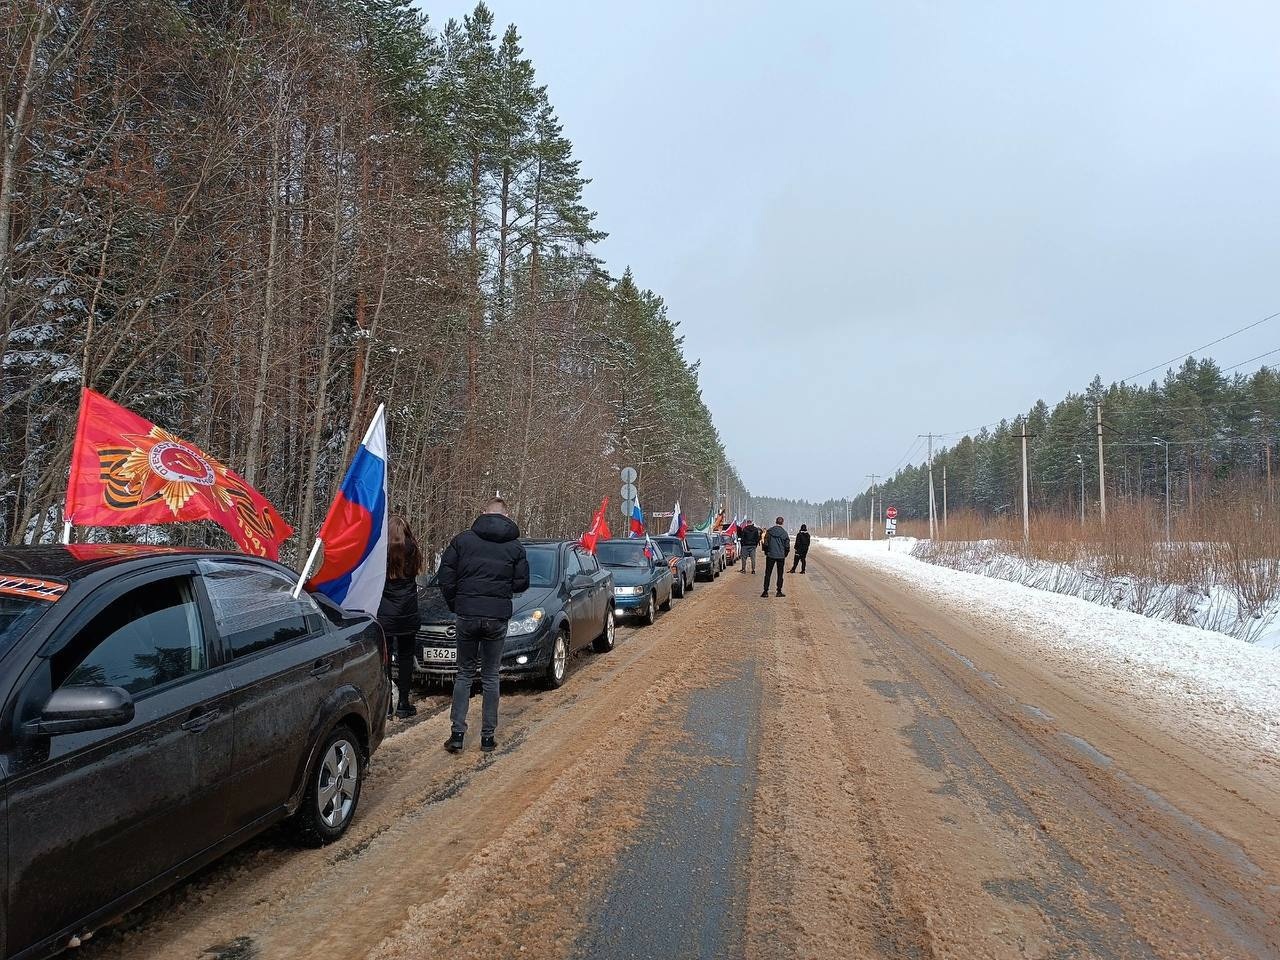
[{"left": 821, "top": 486, "right": 1280, "bottom": 643}]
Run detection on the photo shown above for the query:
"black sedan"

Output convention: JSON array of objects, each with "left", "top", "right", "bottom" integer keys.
[
  {"left": 0, "top": 545, "right": 389, "bottom": 960},
  {"left": 415, "top": 540, "right": 615, "bottom": 688},
  {"left": 684, "top": 532, "right": 721, "bottom": 581}
]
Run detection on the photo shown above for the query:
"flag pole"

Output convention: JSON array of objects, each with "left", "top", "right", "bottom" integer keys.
[
  {"left": 293, "top": 538, "right": 323, "bottom": 598},
  {"left": 61, "top": 521, "right": 72, "bottom": 544}
]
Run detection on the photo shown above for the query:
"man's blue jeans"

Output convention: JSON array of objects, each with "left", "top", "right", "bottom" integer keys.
[{"left": 451, "top": 617, "right": 507, "bottom": 738}]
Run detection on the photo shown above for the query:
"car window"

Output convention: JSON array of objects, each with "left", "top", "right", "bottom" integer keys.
[
  {"left": 0, "top": 576, "right": 65, "bottom": 656},
  {"left": 52, "top": 576, "right": 207, "bottom": 696},
  {"left": 597, "top": 542, "right": 650, "bottom": 567},
  {"left": 525, "top": 546, "right": 556, "bottom": 587},
  {"left": 685, "top": 534, "right": 710, "bottom": 549},
  {"left": 575, "top": 549, "right": 599, "bottom": 573},
  {"left": 199, "top": 562, "right": 325, "bottom": 659},
  {"left": 565, "top": 550, "right": 582, "bottom": 577}
]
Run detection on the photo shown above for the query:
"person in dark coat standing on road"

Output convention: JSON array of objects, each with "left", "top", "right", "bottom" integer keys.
[
  {"left": 738, "top": 519, "right": 762, "bottom": 573},
  {"left": 378, "top": 515, "right": 424, "bottom": 720},
  {"left": 761, "top": 517, "right": 790, "bottom": 598},
  {"left": 438, "top": 498, "right": 530, "bottom": 754},
  {"left": 790, "top": 524, "right": 811, "bottom": 574}
]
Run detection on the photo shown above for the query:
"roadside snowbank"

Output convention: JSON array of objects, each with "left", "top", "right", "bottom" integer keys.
[
  {"left": 817, "top": 538, "right": 1280, "bottom": 739},
  {"left": 912, "top": 538, "right": 1280, "bottom": 650}
]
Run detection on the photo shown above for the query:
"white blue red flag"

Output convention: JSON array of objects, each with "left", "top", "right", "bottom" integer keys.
[
  {"left": 306, "top": 405, "right": 388, "bottom": 616},
  {"left": 666, "top": 502, "right": 686, "bottom": 539},
  {"left": 629, "top": 497, "right": 646, "bottom": 538}
]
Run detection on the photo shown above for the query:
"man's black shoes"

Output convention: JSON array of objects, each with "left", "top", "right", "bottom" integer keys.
[
  {"left": 776, "top": 592, "right": 786, "bottom": 598},
  {"left": 761, "top": 591, "right": 769, "bottom": 598},
  {"left": 395, "top": 702, "right": 417, "bottom": 720},
  {"left": 444, "top": 733, "right": 465, "bottom": 753},
  {"left": 481, "top": 735, "right": 497, "bottom": 753}
]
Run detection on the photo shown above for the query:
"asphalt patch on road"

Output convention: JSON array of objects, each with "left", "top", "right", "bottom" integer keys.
[{"left": 573, "top": 657, "right": 761, "bottom": 960}]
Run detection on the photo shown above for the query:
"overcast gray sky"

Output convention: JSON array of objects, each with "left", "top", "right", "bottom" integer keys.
[{"left": 428, "top": 0, "right": 1280, "bottom": 501}]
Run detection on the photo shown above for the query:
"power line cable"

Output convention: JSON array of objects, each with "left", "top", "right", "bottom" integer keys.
[{"left": 1119, "top": 309, "right": 1280, "bottom": 384}]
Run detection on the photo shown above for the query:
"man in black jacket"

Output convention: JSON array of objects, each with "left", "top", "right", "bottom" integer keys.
[
  {"left": 790, "top": 524, "right": 811, "bottom": 574},
  {"left": 761, "top": 517, "right": 790, "bottom": 598},
  {"left": 438, "top": 498, "right": 530, "bottom": 753},
  {"left": 738, "top": 520, "right": 761, "bottom": 573}
]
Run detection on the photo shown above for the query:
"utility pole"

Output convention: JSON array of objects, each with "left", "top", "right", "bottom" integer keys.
[
  {"left": 1016, "top": 428, "right": 1032, "bottom": 543},
  {"left": 866, "top": 474, "right": 879, "bottom": 540},
  {"left": 844, "top": 498, "right": 850, "bottom": 538},
  {"left": 920, "top": 434, "right": 937, "bottom": 539},
  {"left": 1076, "top": 453, "right": 1085, "bottom": 528},
  {"left": 1152, "top": 437, "right": 1170, "bottom": 543},
  {"left": 942, "top": 464, "right": 948, "bottom": 536},
  {"left": 1095, "top": 401, "right": 1107, "bottom": 526}
]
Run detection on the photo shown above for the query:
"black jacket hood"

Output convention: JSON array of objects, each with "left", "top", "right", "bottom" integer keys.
[{"left": 472, "top": 512, "right": 520, "bottom": 543}]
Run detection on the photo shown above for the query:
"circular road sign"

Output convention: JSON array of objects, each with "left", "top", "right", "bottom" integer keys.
[
  {"left": 620, "top": 467, "right": 638, "bottom": 484},
  {"left": 886, "top": 506, "right": 898, "bottom": 520},
  {"left": 621, "top": 483, "right": 638, "bottom": 501},
  {"left": 620, "top": 499, "right": 636, "bottom": 519}
]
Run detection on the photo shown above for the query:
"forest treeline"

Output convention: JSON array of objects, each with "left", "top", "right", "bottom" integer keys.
[
  {"left": 851, "top": 358, "right": 1280, "bottom": 525},
  {"left": 1, "top": 0, "right": 743, "bottom": 557}
]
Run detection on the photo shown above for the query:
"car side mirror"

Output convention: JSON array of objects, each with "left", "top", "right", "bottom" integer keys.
[{"left": 24, "top": 685, "right": 135, "bottom": 738}]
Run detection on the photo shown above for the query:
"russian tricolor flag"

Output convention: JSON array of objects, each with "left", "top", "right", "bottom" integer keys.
[
  {"left": 666, "top": 502, "right": 686, "bottom": 539},
  {"left": 629, "top": 497, "right": 646, "bottom": 538},
  {"left": 306, "top": 405, "right": 388, "bottom": 616}
]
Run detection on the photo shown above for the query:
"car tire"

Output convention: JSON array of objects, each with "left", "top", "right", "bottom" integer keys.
[
  {"left": 544, "top": 628, "right": 569, "bottom": 688},
  {"left": 644, "top": 593, "right": 657, "bottom": 625},
  {"left": 685, "top": 574, "right": 693, "bottom": 592},
  {"left": 593, "top": 608, "right": 616, "bottom": 653},
  {"left": 660, "top": 588, "right": 672, "bottom": 612},
  {"left": 673, "top": 575, "right": 684, "bottom": 599},
  {"left": 294, "top": 724, "right": 364, "bottom": 846}
]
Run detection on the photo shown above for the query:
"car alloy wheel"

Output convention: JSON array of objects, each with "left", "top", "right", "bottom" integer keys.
[
  {"left": 545, "top": 630, "right": 569, "bottom": 688},
  {"left": 317, "top": 737, "right": 359, "bottom": 830},
  {"left": 594, "top": 610, "right": 615, "bottom": 651},
  {"left": 646, "top": 592, "right": 657, "bottom": 624}
]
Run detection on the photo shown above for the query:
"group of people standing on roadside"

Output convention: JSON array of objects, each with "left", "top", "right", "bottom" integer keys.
[
  {"left": 372, "top": 500, "right": 814, "bottom": 756},
  {"left": 733, "top": 517, "right": 810, "bottom": 597},
  {"left": 374, "top": 499, "right": 528, "bottom": 756}
]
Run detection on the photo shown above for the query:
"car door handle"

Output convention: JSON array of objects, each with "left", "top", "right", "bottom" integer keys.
[
  {"left": 181, "top": 708, "right": 221, "bottom": 733},
  {"left": 309, "top": 657, "right": 334, "bottom": 677}
]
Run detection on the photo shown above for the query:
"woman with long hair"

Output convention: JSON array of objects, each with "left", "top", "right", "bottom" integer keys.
[{"left": 379, "top": 514, "right": 424, "bottom": 719}]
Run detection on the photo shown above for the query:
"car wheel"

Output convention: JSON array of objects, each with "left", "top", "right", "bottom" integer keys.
[
  {"left": 673, "top": 574, "right": 684, "bottom": 599},
  {"left": 644, "top": 593, "right": 657, "bottom": 625},
  {"left": 544, "top": 628, "right": 569, "bottom": 688},
  {"left": 660, "top": 587, "right": 672, "bottom": 611},
  {"left": 593, "top": 607, "right": 616, "bottom": 652},
  {"left": 685, "top": 574, "right": 693, "bottom": 592},
  {"left": 295, "top": 724, "right": 363, "bottom": 846}
]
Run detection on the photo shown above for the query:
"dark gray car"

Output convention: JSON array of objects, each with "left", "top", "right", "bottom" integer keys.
[{"left": 0, "top": 545, "right": 389, "bottom": 960}]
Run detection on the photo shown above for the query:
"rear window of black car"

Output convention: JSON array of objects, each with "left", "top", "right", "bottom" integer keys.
[
  {"left": 685, "top": 534, "right": 710, "bottom": 549},
  {"left": 199, "top": 562, "right": 326, "bottom": 659}
]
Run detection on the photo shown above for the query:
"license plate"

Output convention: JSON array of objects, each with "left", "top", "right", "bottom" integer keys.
[{"left": 422, "top": 647, "right": 457, "bottom": 663}]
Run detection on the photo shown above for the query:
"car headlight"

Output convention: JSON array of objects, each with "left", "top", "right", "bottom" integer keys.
[
  {"left": 614, "top": 585, "right": 644, "bottom": 596},
  {"left": 508, "top": 609, "right": 545, "bottom": 636}
]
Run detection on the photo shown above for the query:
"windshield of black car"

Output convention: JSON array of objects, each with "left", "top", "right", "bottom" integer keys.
[
  {"left": 0, "top": 578, "right": 65, "bottom": 654},
  {"left": 685, "top": 534, "right": 710, "bottom": 550},
  {"left": 654, "top": 539, "right": 684, "bottom": 557},
  {"left": 596, "top": 542, "right": 651, "bottom": 567},
  {"left": 525, "top": 546, "right": 556, "bottom": 587}
]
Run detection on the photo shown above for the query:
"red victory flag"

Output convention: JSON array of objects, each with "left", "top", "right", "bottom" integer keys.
[
  {"left": 65, "top": 389, "right": 293, "bottom": 559},
  {"left": 580, "top": 497, "right": 611, "bottom": 554}
]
